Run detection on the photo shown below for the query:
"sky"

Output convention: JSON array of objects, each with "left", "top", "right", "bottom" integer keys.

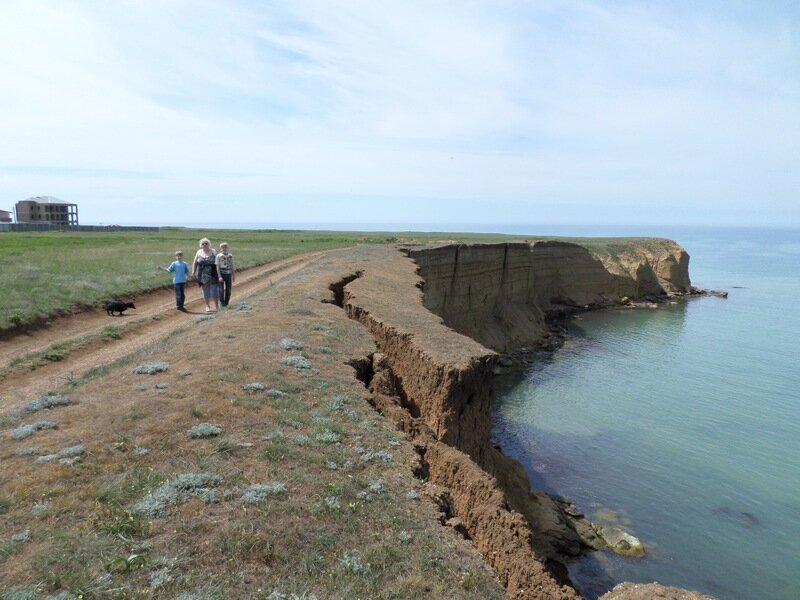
[{"left": 0, "top": 0, "right": 798, "bottom": 229}]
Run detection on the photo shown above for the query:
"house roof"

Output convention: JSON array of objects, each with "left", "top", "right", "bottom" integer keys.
[{"left": 20, "top": 196, "right": 76, "bottom": 206}]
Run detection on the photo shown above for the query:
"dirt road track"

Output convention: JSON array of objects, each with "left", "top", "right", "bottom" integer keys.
[{"left": 0, "top": 250, "right": 330, "bottom": 411}]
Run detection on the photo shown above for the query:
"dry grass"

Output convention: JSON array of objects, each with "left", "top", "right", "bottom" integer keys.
[{"left": 0, "top": 248, "right": 505, "bottom": 599}]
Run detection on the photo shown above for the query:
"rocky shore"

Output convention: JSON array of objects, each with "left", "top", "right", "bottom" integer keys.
[{"left": 329, "top": 239, "right": 713, "bottom": 599}]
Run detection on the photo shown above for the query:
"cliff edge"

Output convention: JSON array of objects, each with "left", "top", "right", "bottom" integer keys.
[
  {"left": 331, "top": 239, "right": 709, "bottom": 599},
  {"left": 406, "top": 239, "right": 691, "bottom": 352}
]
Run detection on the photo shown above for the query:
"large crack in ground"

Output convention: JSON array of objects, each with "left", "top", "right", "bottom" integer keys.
[{"left": 326, "top": 272, "right": 583, "bottom": 600}]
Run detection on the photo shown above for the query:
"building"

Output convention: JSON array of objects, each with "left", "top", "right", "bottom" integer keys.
[
  {"left": 0, "top": 210, "right": 11, "bottom": 223},
  {"left": 15, "top": 196, "right": 79, "bottom": 226}
]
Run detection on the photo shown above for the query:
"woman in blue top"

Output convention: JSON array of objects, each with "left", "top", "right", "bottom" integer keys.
[{"left": 158, "top": 250, "right": 191, "bottom": 311}]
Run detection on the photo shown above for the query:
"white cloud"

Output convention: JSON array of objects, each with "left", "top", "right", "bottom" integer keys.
[{"left": 0, "top": 0, "right": 798, "bottom": 226}]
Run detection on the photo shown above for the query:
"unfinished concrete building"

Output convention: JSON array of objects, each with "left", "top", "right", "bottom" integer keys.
[{"left": 15, "top": 196, "right": 79, "bottom": 226}]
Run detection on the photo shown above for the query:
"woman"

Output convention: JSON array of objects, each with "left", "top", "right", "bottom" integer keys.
[{"left": 191, "top": 237, "right": 219, "bottom": 312}]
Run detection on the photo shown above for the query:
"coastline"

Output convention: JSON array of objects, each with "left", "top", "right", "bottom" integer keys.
[
  {"left": 0, "top": 237, "right": 717, "bottom": 599},
  {"left": 331, "top": 240, "right": 712, "bottom": 598}
]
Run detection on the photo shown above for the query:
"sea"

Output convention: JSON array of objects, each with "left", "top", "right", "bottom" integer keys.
[
  {"left": 489, "top": 226, "right": 800, "bottom": 599},
  {"left": 140, "top": 222, "right": 800, "bottom": 598}
]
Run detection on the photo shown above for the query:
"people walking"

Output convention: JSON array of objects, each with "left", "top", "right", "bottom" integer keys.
[
  {"left": 191, "top": 238, "right": 219, "bottom": 312},
  {"left": 216, "top": 242, "right": 235, "bottom": 307},
  {"left": 158, "top": 250, "right": 190, "bottom": 311}
]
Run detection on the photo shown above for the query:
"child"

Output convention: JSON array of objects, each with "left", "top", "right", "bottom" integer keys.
[
  {"left": 215, "top": 242, "right": 235, "bottom": 307},
  {"left": 158, "top": 250, "right": 190, "bottom": 311}
]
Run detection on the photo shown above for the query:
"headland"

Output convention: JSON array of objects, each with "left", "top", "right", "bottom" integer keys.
[{"left": 0, "top": 237, "right": 714, "bottom": 599}]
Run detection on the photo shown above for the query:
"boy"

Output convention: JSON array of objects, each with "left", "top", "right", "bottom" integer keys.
[
  {"left": 158, "top": 251, "right": 190, "bottom": 311},
  {"left": 216, "top": 242, "right": 235, "bottom": 307}
]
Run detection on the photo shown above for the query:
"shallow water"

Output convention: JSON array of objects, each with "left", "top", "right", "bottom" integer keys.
[{"left": 493, "top": 228, "right": 800, "bottom": 599}]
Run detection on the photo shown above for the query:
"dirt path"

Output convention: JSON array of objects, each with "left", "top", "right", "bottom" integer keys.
[{"left": 0, "top": 250, "right": 330, "bottom": 411}]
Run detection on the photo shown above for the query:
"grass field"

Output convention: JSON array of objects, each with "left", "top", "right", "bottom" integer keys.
[
  {"left": 0, "top": 228, "right": 375, "bottom": 330},
  {"left": 0, "top": 227, "right": 640, "bottom": 332}
]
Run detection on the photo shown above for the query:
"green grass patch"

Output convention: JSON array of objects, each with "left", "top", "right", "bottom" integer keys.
[
  {"left": 95, "top": 466, "right": 167, "bottom": 507},
  {"left": 0, "top": 228, "right": 368, "bottom": 329},
  {"left": 0, "top": 227, "right": 554, "bottom": 330},
  {"left": 20, "top": 528, "right": 121, "bottom": 596},
  {"left": 101, "top": 325, "right": 122, "bottom": 340},
  {"left": 0, "top": 322, "right": 145, "bottom": 384},
  {"left": 0, "top": 539, "right": 22, "bottom": 564}
]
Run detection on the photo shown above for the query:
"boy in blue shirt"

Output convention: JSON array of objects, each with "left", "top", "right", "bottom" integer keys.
[{"left": 158, "top": 251, "right": 191, "bottom": 311}]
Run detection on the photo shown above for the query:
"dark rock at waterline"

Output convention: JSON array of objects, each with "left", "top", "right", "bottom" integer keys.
[
  {"left": 595, "top": 524, "right": 645, "bottom": 558},
  {"left": 690, "top": 286, "right": 728, "bottom": 298},
  {"left": 740, "top": 511, "right": 759, "bottom": 526},
  {"left": 601, "top": 582, "right": 716, "bottom": 599},
  {"left": 497, "top": 356, "right": 514, "bottom": 368},
  {"left": 711, "top": 506, "right": 760, "bottom": 526}
]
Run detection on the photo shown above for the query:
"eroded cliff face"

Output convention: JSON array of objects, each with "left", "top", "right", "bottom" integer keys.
[
  {"left": 407, "top": 239, "right": 691, "bottom": 352},
  {"left": 332, "top": 247, "right": 580, "bottom": 598},
  {"left": 327, "top": 240, "right": 701, "bottom": 600}
]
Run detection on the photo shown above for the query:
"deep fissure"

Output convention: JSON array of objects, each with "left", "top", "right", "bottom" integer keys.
[{"left": 325, "top": 268, "right": 584, "bottom": 599}]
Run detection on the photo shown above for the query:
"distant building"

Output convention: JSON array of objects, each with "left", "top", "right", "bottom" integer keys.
[
  {"left": 15, "top": 196, "right": 78, "bottom": 226},
  {"left": 0, "top": 210, "right": 11, "bottom": 223}
]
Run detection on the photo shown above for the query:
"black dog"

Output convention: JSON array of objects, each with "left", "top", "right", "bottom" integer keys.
[{"left": 105, "top": 301, "right": 136, "bottom": 316}]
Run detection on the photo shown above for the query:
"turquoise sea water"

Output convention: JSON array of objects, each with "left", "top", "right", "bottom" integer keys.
[{"left": 493, "top": 228, "right": 800, "bottom": 599}]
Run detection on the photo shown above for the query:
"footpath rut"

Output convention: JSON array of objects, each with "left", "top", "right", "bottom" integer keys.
[{"left": 0, "top": 250, "right": 329, "bottom": 411}]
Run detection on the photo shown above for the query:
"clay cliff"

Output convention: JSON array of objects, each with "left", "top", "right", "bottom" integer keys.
[
  {"left": 406, "top": 239, "right": 691, "bottom": 352},
  {"left": 328, "top": 239, "right": 705, "bottom": 600}
]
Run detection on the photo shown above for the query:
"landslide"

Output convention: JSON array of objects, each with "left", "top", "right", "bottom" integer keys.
[{"left": 335, "top": 245, "right": 581, "bottom": 599}]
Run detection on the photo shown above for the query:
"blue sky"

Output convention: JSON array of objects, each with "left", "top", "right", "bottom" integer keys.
[{"left": 1, "top": 0, "right": 798, "bottom": 228}]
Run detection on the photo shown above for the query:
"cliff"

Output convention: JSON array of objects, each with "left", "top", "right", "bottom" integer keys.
[
  {"left": 406, "top": 239, "right": 691, "bottom": 352},
  {"left": 327, "top": 239, "right": 704, "bottom": 599}
]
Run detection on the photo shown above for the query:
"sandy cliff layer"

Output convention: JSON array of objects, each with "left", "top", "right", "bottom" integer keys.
[
  {"left": 406, "top": 239, "right": 691, "bottom": 352},
  {"left": 330, "top": 240, "right": 706, "bottom": 599}
]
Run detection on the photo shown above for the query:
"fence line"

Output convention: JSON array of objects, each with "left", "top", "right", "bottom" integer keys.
[{"left": 0, "top": 224, "right": 160, "bottom": 233}]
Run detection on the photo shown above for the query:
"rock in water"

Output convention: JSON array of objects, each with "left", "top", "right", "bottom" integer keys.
[{"left": 597, "top": 525, "right": 645, "bottom": 558}]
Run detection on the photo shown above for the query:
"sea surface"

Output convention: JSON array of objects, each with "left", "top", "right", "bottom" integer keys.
[{"left": 492, "top": 227, "right": 800, "bottom": 599}]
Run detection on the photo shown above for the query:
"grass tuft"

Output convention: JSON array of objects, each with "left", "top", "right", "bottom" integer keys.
[
  {"left": 101, "top": 325, "right": 122, "bottom": 340},
  {"left": 187, "top": 423, "right": 223, "bottom": 438},
  {"left": 239, "top": 482, "right": 288, "bottom": 504},
  {"left": 11, "top": 420, "right": 57, "bottom": 439},
  {"left": 132, "top": 362, "right": 169, "bottom": 375},
  {"left": 132, "top": 472, "right": 223, "bottom": 517},
  {"left": 19, "top": 393, "right": 72, "bottom": 414}
]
